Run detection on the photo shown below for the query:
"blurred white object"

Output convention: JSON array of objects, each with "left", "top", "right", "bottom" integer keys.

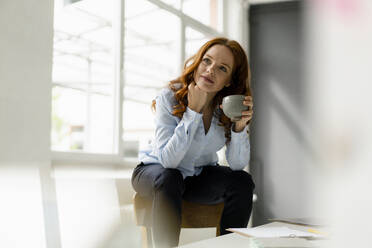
[{"left": 306, "top": 0, "right": 372, "bottom": 247}]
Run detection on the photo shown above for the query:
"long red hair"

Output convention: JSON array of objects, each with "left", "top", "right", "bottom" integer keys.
[{"left": 153, "top": 37, "right": 252, "bottom": 142}]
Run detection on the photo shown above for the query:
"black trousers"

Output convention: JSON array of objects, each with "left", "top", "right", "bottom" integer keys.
[{"left": 131, "top": 163, "right": 255, "bottom": 248}]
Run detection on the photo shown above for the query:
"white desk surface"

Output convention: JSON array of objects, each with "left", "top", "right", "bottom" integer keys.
[{"left": 178, "top": 222, "right": 329, "bottom": 248}]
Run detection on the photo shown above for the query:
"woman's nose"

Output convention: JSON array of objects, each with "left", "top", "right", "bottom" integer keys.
[{"left": 206, "top": 64, "right": 215, "bottom": 75}]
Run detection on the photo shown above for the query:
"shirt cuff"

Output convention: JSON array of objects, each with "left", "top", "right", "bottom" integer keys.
[
  {"left": 231, "top": 124, "right": 249, "bottom": 141},
  {"left": 183, "top": 106, "right": 202, "bottom": 122}
]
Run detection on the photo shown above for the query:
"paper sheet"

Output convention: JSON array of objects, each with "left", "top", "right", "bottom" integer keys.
[{"left": 227, "top": 226, "right": 321, "bottom": 238}]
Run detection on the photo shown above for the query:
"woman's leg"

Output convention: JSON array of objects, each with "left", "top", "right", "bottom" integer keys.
[
  {"left": 183, "top": 165, "right": 255, "bottom": 235},
  {"left": 131, "top": 163, "right": 185, "bottom": 247}
]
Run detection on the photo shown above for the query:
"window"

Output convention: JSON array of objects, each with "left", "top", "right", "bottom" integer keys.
[
  {"left": 185, "top": 27, "right": 209, "bottom": 59},
  {"left": 123, "top": 0, "right": 181, "bottom": 157},
  {"left": 182, "top": 0, "right": 223, "bottom": 31},
  {"left": 52, "top": 0, "right": 116, "bottom": 154},
  {"left": 51, "top": 0, "right": 223, "bottom": 163}
]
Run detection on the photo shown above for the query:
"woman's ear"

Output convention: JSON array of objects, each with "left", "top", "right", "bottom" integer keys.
[{"left": 225, "top": 83, "right": 231, "bottom": 87}]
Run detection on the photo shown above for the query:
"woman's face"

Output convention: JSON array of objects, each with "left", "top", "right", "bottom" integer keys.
[{"left": 194, "top": 44, "right": 234, "bottom": 94}]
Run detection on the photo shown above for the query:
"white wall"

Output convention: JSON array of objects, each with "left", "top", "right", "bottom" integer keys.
[{"left": 0, "top": 1, "right": 60, "bottom": 247}]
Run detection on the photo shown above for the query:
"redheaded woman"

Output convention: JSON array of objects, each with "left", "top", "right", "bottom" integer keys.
[{"left": 132, "top": 37, "right": 255, "bottom": 248}]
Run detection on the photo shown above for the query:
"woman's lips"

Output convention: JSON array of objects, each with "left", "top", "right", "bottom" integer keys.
[{"left": 201, "top": 76, "right": 214, "bottom": 84}]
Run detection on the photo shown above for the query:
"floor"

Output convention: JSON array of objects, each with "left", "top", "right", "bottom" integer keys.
[
  {"left": 53, "top": 168, "right": 216, "bottom": 248},
  {"left": 0, "top": 165, "right": 239, "bottom": 248}
]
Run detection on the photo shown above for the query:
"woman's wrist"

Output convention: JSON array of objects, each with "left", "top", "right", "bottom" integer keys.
[
  {"left": 188, "top": 104, "right": 203, "bottom": 113},
  {"left": 232, "top": 121, "right": 247, "bottom": 132}
]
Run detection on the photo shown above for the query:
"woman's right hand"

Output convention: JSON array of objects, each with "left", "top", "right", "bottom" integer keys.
[{"left": 187, "top": 82, "right": 208, "bottom": 113}]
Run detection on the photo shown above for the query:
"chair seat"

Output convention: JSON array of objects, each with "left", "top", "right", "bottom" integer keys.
[
  {"left": 133, "top": 193, "right": 224, "bottom": 229},
  {"left": 181, "top": 200, "right": 224, "bottom": 228}
]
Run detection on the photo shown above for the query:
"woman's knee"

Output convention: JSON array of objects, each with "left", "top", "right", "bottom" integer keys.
[
  {"left": 230, "top": 170, "right": 255, "bottom": 191},
  {"left": 154, "top": 168, "right": 184, "bottom": 194}
]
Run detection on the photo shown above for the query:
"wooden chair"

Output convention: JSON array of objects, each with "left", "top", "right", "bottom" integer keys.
[{"left": 133, "top": 193, "right": 224, "bottom": 248}]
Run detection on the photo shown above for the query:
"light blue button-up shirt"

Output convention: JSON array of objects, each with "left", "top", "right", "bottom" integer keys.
[{"left": 139, "top": 87, "right": 250, "bottom": 178}]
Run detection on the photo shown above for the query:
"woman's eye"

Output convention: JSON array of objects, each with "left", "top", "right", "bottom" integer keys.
[
  {"left": 202, "top": 58, "right": 211, "bottom": 64},
  {"left": 219, "top": 66, "right": 227, "bottom": 72}
]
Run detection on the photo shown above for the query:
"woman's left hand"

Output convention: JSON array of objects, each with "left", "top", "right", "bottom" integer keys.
[{"left": 234, "top": 95, "right": 253, "bottom": 132}]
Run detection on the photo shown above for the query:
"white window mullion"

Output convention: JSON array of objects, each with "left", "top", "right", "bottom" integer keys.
[
  {"left": 180, "top": 19, "right": 186, "bottom": 73},
  {"left": 180, "top": 0, "right": 185, "bottom": 68},
  {"left": 113, "top": 0, "right": 125, "bottom": 156},
  {"left": 85, "top": 52, "right": 92, "bottom": 151}
]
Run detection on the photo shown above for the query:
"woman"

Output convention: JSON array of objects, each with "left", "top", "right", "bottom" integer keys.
[{"left": 131, "top": 37, "right": 255, "bottom": 247}]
